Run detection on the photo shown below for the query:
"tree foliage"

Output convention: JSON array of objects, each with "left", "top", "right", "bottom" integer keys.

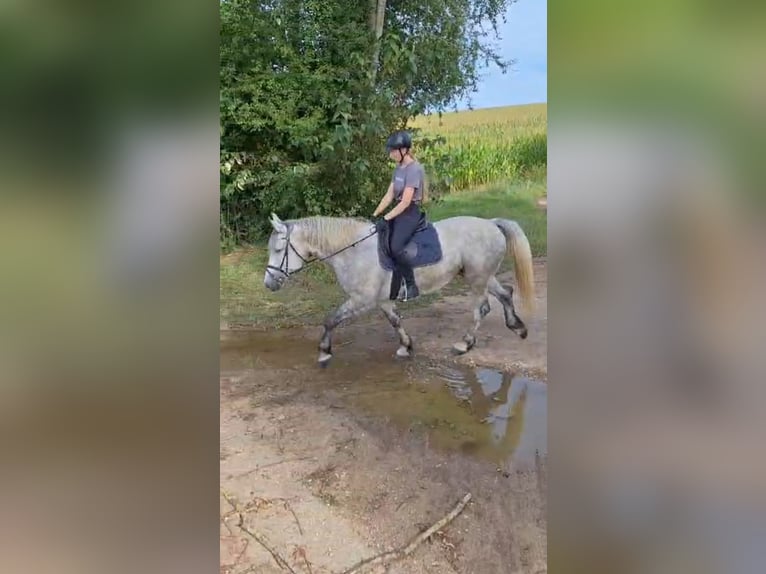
[{"left": 220, "top": 0, "right": 515, "bottom": 247}]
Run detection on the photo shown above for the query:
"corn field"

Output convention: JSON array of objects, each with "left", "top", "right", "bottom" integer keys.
[{"left": 411, "top": 103, "right": 547, "bottom": 197}]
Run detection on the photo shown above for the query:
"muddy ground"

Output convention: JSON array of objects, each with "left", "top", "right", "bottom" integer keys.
[{"left": 220, "top": 260, "right": 547, "bottom": 574}]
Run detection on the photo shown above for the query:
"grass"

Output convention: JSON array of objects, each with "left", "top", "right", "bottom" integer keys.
[
  {"left": 427, "top": 178, "right": 546, "bottom": 258},
  {"left": 220, "top": 247, "right": 345, "bottom": 328},
  {"left": 221, "top": 103, "right": 547, "bottom": 328}
]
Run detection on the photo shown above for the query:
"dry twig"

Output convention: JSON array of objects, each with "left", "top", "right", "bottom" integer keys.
[
  {"left": 292, "top": 546, "right": 313, "bottom": 574},
  {"left": 236, "top": 456, "right": 315, "bottom": 478},
  {"left": 238, "top": 513, "right": 298, "bottom": 574},
  {"left": 222, "top": 488, "right": 297, "bottom": 574},
  {"left": 232, "top": 539, "right": 250, "bottom": 568},
  {"left": 340, "top": 493, "right": 472, "bottom": 574},
  {"left": 284, "top": 500, "right": 305, "bottom": 536}
]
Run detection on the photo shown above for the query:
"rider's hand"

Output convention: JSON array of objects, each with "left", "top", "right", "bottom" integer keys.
[{"left": 374, "top": 217, "right": 388, "bottom": 234}]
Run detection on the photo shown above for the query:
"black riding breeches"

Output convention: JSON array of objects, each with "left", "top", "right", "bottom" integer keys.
[{"left": 389, "top": 203, "right": 423, "bottom": 263}]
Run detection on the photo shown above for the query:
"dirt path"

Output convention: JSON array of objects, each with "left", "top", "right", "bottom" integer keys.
[{"left": 220, "top": 260, "right": 547, "bottom": 574}]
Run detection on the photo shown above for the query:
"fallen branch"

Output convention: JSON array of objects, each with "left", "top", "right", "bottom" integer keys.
[
  {"left": 238, "top": 513, "right": 298, "bottom": 574},
  {"left": 340, "top": 493, "right": 472, "bottom": 574},
  {"left": 222, "top": 489, "right": 297, "bottom": 574}
]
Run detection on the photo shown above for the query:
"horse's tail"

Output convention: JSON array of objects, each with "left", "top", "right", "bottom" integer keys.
[{"left": 493, "top": 218, "right": 536, "bottom": 315}]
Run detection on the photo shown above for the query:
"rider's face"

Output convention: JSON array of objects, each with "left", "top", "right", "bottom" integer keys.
[{"left": 388, "top": 148, "right": 404, "bottom": 162}]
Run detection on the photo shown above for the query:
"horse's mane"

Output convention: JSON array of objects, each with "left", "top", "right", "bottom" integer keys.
[{"left": 290, "top": 216, "right": 372, "bottom": 254}]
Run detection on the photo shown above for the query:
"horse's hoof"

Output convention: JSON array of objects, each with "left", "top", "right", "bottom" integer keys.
[
  {"left": 514, "top": 327, "right": 528, "bottom": 339},
  {"left": 318, "top": 352, "right": 333, "bottom": 367},
  {"left": 396, "top": 346, "right": 411, "bottom": 359},
  {"left": 452, "top": 341, "right": 469, "bottom": 355}
]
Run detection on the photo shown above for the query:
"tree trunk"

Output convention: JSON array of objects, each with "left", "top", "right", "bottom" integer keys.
[
  {"left": 369, "top": 0, "right": 387, "bottom": 84},
  {"left": 368, "top": 0, "right": 378, "bottom": 31}
]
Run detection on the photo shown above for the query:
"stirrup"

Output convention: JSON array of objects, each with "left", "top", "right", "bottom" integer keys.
[{"left": 396, "top": 280, "right": 419, "bottom": 302}]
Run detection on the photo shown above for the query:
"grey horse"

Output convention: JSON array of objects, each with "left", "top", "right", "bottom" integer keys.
[{"left": 264, "top": 213, "right": 535, "bottom": 366}]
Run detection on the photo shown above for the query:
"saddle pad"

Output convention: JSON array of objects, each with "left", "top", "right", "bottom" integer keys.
[{"left": 377, "top": 223, "right": 443, "bottom": 271}]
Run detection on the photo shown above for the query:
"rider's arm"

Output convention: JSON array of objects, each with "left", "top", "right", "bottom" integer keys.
[
  {"left": 383, "top": 187, "right": 415, "bottom": 221},
  {"left": 373, "top": 183, "right": 394, "bottom": 217}
]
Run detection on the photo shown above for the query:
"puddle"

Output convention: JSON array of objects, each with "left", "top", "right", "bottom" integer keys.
[
  {"left": 350, "top": 363, "right": 547, "bottom": 466},
  {"left": 433, "top": 364, "right": 546, "bottom": 465},
  {"left": 220, "top": 329, "right": 319, "bottom": 372},
  {"left": 221, "top": 329, "right": 546, "bottom": 467}
]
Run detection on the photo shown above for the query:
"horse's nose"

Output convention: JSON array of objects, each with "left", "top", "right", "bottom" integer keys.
[{"left": 264, "top": 272, "right": 280, "bottom": 291}]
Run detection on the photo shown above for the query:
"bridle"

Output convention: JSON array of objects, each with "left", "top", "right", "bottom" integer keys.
[{"left": 266, "top": 224, "right": 378, "bottom": 284}]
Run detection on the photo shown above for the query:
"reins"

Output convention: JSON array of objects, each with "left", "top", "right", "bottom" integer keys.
[{"left": 266, "top": 225, "right": 378, "bottom": 282}]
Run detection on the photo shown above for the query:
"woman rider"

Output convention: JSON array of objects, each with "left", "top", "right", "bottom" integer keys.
[{"left": 372, "top": 130, "right": 427, "bottom": 301}]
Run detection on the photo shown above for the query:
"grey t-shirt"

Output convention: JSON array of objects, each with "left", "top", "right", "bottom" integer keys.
[{"left": 391, "top": 160, "right": 425, "bottom": 203}]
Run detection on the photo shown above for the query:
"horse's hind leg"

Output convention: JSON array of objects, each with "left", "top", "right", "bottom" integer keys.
[
  {"left": 453, "top": 287, "right": 491, "bottom": 355},
  {"left": 488, "top": 276, "right": 528, "bottom": 339},
  {"left": 318, "top": 298, "right": 375, "bottom": 366},
  {"left": 379, "top": 302, "right": 413, "bottom": 359}
]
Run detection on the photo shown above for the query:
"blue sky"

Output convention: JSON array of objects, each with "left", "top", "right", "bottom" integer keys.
[{"left": 456, "top": 0, "right": 547, "bottom": 109}]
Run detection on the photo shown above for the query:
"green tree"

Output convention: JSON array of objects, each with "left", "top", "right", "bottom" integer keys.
[{"left": 220, "top": 0, "right": 514, "bottom": 247}]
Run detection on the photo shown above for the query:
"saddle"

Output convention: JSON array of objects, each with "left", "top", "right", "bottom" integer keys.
[{"left": 377, "top": 214, "right": 443, "bottom": 299}]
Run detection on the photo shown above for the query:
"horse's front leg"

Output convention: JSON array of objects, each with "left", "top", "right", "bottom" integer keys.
[{"left": 318, "top": 298, "right": 375, "bottom": 366}]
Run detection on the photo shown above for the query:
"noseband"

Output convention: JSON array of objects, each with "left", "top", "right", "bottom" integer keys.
[{"left": 265, "top": 227, "right": 311, "bottom": 284}]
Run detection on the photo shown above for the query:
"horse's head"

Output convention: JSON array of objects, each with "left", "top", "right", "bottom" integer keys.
[{"left": 263, "top": 213, "right": 309, "bottom": 291}]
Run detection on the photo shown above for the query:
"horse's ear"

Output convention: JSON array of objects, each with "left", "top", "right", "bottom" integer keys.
[{"left": 270, "top": 213, "right": 286, "bottom": 234}]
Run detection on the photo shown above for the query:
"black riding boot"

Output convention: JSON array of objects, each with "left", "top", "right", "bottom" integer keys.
[
  {"left": 389, "top": 203, "right": 424, "bottom": 302},
  {"left": 396, "top": 263, "right": 419, "bottom": 301}
]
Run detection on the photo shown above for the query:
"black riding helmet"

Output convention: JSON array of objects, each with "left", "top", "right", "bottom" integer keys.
[{"left": 385, "top": 130, "right": 412, "bottom": 153}]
